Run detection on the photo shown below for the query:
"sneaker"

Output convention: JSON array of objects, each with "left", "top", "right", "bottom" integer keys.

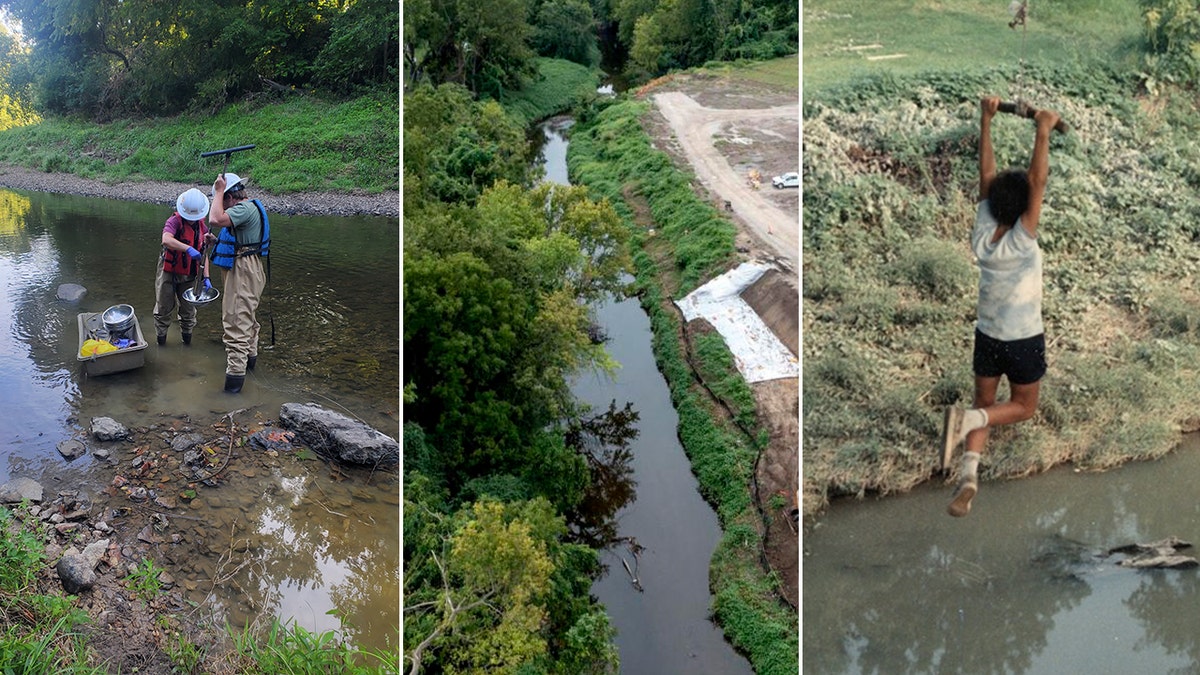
[
  {"left": 156, "top": 334, "right": 166, "bottom": 346},
  {"left": 947, "top": 476, "right": 978, "bottom": 518},
  {"left": 940, "top": 406, "right": 964, "bottom": 471}
]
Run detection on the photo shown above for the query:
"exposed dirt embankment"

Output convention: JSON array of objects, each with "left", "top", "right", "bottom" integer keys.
[{"left": 0, "top": 165, "right": 399, "bottom": 218}]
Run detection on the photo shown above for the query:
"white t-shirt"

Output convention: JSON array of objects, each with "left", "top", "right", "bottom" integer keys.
[{"left": 971, "top": 201, "right": 1043, "bottom": 341}]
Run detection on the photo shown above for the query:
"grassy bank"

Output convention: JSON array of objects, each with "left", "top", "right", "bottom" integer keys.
[
  {"left": 803, "top": 0, "right": 1142, "bottom": 94},
  {"left": 803, "top": 1, "right": 1200, "bottom": 520},
  {"left": 499, "top": 57, "right": 603, "bottom": 126},
  {"left": 0, "top": 91, "right": 398, "bottom": 194},
  {"left": 569, "top": 98, "right": 798, "bottom": 675}
]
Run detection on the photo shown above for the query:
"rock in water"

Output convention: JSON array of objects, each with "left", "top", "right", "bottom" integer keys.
[
  {"left": 91, "top": 417, "right": 131, "bottom": 442},
  {"left": 57, "top": 440, "right": 86, "bottom": 460},
  {"left": 278, "top": 402, "right": 399, "bottom": 467},
  {"left": 0, "top": 477, "right": 43, "bottom": 503},
  {"left": 56, "top": 283, "right": 87, "bottom": 303}
]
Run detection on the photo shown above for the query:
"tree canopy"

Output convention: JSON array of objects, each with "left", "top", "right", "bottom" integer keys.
[{"left": 0, "top": 0, "right": 397, "bottom": 119}]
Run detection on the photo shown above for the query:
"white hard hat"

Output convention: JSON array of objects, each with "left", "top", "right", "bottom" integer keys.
[
  {"left": 176, "top": 188, "right": 210, "bottom": 221},
  {"left": 210, "top": 172, "right": 246, "bottom": 197}
]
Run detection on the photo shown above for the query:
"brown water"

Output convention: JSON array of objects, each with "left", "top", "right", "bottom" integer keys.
[
  {"left": 0, "top": 187, "right": 398, "bottom": 652},
  {"left": 803, "top": 436, "right": 1200, "bottom": 674}
]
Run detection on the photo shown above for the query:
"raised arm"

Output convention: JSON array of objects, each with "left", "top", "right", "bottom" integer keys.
[
  {"left": 979, "top": 96, "right": 1000, "bottom": 202},
  {"left": 1020, "top": 108, "right": 1060, "bottom": 237}
]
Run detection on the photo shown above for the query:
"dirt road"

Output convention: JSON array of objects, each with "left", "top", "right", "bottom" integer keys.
[{"left": 653, "top": 91, "right": 799, "bottom": 270}]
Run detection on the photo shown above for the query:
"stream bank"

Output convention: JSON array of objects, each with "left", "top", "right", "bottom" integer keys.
[{"left": 0, "top": 164, "right": 399, "bottom": 217}]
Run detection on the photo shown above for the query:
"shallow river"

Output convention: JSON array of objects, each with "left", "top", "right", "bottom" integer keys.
[
  {"left": 537, "top": 117, "right": 753, "bottom": 673},
  {"left": 803, "top": 435, "right": 1200, "bottom": 673},
  {"left": 0, "top": 187, "right": 398, "bottom": 652}
]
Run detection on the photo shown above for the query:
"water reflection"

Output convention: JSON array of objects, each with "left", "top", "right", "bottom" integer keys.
[
  {"left": 803, "top": 440, "right": 1200, "bottom": 674},
  {"left": 566, "top": 400, "right": 639, "bottom": 550}
]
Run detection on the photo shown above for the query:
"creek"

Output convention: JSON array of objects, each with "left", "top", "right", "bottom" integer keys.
[
  {"left": 0, "top": 188, "right": 399, "bottom": 652},
  {"left": 803, "top": 434, "right": 1200, "bottom": 673},
  {"left": 534, "top": 116, "right": 753, "bottom": 673}
]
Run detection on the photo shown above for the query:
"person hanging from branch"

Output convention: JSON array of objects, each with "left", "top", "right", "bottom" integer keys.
[{"left": 941, "top": 95, "right": 1061, "bottom": 517}]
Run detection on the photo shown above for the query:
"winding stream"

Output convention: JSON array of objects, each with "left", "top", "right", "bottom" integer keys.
[
  {"left": 803, "top": 435, "right": 1200, "bottom": 673},
  {"left": 0, "top": 188, "right": 398, "bottom": 652},
  {"left": 536, "top": 117, "right": 753, "bottom": 673}
]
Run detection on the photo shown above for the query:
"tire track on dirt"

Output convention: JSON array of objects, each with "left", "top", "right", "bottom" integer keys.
[{"left": 653, "top": 91, "right": 799, "bottom": 270}]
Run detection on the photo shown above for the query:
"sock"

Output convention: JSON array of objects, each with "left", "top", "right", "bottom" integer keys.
[
  {"left": 960, "top": 451, "right": 981, "bottom": 480},
  {"left": 956, "top": 408, "right": 989, "bottom": 445}
]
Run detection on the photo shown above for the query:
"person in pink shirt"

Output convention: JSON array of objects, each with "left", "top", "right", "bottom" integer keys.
[{"left": 154, "top": 188, "right": 216, "bottom": 345}]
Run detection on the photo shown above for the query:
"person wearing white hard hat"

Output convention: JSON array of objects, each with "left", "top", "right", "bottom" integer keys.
[
  {"left": 153, "top": 188, "right": 215, "bottom": 346},
  {"left": 209, "top": 172, "right": 270, "bottom": 393}
]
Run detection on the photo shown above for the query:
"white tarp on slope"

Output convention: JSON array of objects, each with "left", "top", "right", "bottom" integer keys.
[{"left": 675, "top": 262, "right": 799, "bottom": 383}]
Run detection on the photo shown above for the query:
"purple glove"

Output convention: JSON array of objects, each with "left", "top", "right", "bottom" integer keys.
[
  {"left": 203, "top": 278, "right": 213, "bottom": 291},
  {"left": 186, "top": 246, "right": 201, "bottom": 260}
]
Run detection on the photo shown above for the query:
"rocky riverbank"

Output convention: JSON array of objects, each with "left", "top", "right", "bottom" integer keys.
[
  {"left": 0, "top": 404, "right": 398, "bottom": 674},
  {"left": 0, "top": 164, "right": 399, "bottom": 218}
]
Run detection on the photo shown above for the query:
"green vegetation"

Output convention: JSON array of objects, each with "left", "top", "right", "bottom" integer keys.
[
  {"left": 229, "top": 619, "right": 398, "bottom": 674},
  {"left": 0, "top": 92, "right": 397, "bottom": 194},
  {"left": 405, "top": 0, "right": 796, "bottom": 95},
  {"left": 698, "top": 55, "right": 800, "bottom": 92},
  {"left": 126, "top": 558, "right": 164, "bottom": 603},
  {"left": 569, "top": 100, "right": 737, "bottom": 293},
  {"left": 803, "top": 0, "right": 1142, "bottom": 94},
  {"left": 568, "top": 98, "right": 798, "bottom": 674},
  {"left": 403, "top": 58, "right": 629, "bottom": 671},
  {"left": 803, "top": 0, "right": 1200, "bottom": 519},
  {"left": 500, "top": 58, "right": 603, "bottom": 127},
  {"left": 1, "top": 0, "right": 396, "bottom": 118}
]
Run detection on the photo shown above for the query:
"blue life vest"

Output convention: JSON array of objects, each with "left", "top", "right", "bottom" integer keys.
[{"left": 212, "top": 199, "right": 270, "bottom": 269}]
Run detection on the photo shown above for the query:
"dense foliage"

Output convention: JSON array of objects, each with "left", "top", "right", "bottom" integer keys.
[
  {"left": 403, "top": 75, "right": 630, "bottom": 672},
  {"left": 0, "top": 0, "right": 397, "bottom": 119},
  {"left": 803, "top": 64, "right": 1200, "bottom": 516},
  {"left": 404, "top": 0, "right": 797, "bottom": 94},
  {"left": 1139, "top": 0, "right": 1200, "bottom": 90}
]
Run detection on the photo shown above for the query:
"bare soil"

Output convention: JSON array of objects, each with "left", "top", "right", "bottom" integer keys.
[{"left": 636, "top": 73, "right": 799, "bottom": 608}]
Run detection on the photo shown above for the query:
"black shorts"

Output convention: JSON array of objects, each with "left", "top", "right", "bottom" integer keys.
[{"left": 973, "top": 328, "right": 1046, "bottom": 385}]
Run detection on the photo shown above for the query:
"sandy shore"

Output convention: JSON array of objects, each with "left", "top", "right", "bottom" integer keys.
[{"left": 0, "top": 164, "right": 399, "bottom": 218}]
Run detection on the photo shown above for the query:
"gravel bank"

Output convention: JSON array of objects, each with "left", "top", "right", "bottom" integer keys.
[{"left": 0, "top": 164, "right": 399, "bottom": 218}]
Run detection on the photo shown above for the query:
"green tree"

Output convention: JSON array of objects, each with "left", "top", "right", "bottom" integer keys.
[
  {"left": 532, "top": 0, "right": 601, "bottom": 67},
  {"left": 403, "top": 0, "right": 538, "bottom": 97},
  {"left": 402, "top": 83, "right": 530, "bottom": 206},
  {"left": 404, "top": 498, "right": 620, "bottom": 674}
]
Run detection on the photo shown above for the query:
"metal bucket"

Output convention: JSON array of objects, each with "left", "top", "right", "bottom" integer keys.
[
  {"left": 101, "top": 304, "right": 136, "bottom": 335},
  {"left": 182, "top": 286, "right": 220, "bottom": 306}
]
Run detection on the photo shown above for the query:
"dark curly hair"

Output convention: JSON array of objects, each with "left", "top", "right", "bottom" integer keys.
[{"left": 987, "top": 170, "right": 1030, "bottom": 228}]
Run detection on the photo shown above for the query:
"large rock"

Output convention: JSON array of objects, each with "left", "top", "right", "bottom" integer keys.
[
  {"left": 0, "top": 477, "right": 43, "bottom": 503},
  {"left": 57, "top": 440, "right": 86, "bottom": 460},
  {"left": 278, "top": 402, "right": 399, "bottom": 467},
  {"left": 56, "top": 283, "right": 87, "bottom": 303},
  {"left": 91, "top": 417, "right": 131, "bottom": 442},
  {"left": 56, "top": 538, "right": 110, "bottom": 594}
]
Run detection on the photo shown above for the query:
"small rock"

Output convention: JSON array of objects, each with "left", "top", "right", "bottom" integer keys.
[
  {"left": 112, "top": 475, "right": 128, "bottom": 488},
  {"left": 56, "top": 540, "right": 107, "bottom": 595},
  {"left": 137, "top": 525, "right": 162, "bottom": 544},
  {"left": 49, "top": 513, "right": 65, "bottom": 524},
  {"left": 170, "top": 433, "right": 204, "bottom": 453},
  {"left": 57, "top": 440, "right": 86, "bottom": 460},
  {"left": 63, "top": 509, "right": 89, "bottom": 521},
  {"left": 128, "top": 487, "right": 148, "bottom": 502},
  {"left": 91, "top": 417, "right": 131, "bottom": 442},
  {"left": 94, "top": 521, "right": 112, "bottom": 533},
  {"left": 54, "top": 523, "right": 80, "bottom": 535},
  {"left": 92, "top": 448, "right": 111, "bottom": 460}
]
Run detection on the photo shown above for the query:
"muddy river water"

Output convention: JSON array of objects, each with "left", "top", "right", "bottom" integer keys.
[
  {"left": 0, "top": 188, "right": 398, "bottom": 652},
  {"left": 537, "top": 117, "right": 753, "bottom": 673},
  {"left": 804, "top": 434, "right": 1200, "bottom": 673}
]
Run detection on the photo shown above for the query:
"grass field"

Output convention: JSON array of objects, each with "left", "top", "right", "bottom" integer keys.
[
  {"left": 802, "top": 0, "right": 1200, "bottom": 520},
  {"left": 700, "top": 55, "right": 799, "bottom": 92},
  {"left": 803, "top": 0, "right": 1143, "bottom": 94}
]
